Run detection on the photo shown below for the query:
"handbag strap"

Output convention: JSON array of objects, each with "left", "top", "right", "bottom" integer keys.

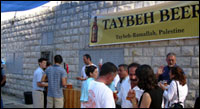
[{"left": 175, "top": 81, "right": 180, "bottom": 102}]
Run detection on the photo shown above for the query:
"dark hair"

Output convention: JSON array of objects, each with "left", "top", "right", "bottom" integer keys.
[
  {"left": 46, "top": 61, "right": 52, "bottom": 67},
  {"left": 85, "top": 65, "right": 97, "bottom": 77},
  {"left": 118, "top": 64, "right": 128, "bottom": 71},
  {"left": 136, "top": 64, "right": 158, "bottom": 91},
  {"left": 99, "top": 62, "right": 117, "bottom": 76},
  {"left": 38, "top": 58, "right": 47, "bottom": 63},
  {"left": 170, "top": 66, "right": 186, "bottom": 86},
  {"left": 84, "top": 54, "right": 91, "bottom": 61},
  {"left": 54, "top": 55, "right": 63, "bottom": 64},
  {"left": 128, "top": 63, "right": 140, "bottom": 74},
  {"left": 166, "top": 52, "right": 176, "bottom": 58}
]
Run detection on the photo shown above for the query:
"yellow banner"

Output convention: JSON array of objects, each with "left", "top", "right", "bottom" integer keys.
[{"left": 89, "top": 1, "right": 199, "bottom": 46}]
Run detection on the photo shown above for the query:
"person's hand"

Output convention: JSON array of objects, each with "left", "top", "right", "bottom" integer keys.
[
  {"left": 113, "top": 91, "right": 118, "bottom": 102},
  {"left": 158, "top": 82, "right": 166, "bottom": 90},
  {"left": 98, "top": 64, "right": 102, "bottom": 70},
  {"left": 127, "top": 89, "right": 136, "bottom": 101},
  {"left": 76, "top": 77, "right": 82, "bottom": 80},
  {"left": 157, "top": 66, "right": 164, "bottom": 75}
]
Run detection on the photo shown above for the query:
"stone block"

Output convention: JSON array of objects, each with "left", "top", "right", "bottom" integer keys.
[
  {"left": 117, "top": 6, "right": 125, "bottom": 12},
  {"left": 72, "top": 43, "right": 79, "bottom": 50},
  {"left": 169, "top": 39, "right": 184, "bottom": 46},
  {"left": 68, "top": 65, "right": 76, "bottom": 72},
  {"left": 184, "top": 38, "right": 199, "bottom": 45},
  {"left": 185, "top": 100, "right": 194, "bottom": 108},
  {"left": 108, "top": 7, "right": 117, "bottom": 13},
  {"left": 134, "top": 1, "right": 144, "bottom": 9},
  {"left": 79, "top": 28, "right": 85, "bottom": 35},
  {"left": 83, "top": 12, "right": 89, "bottom": 19},
  {"left": 152, "top": 57, "right": 166, "bottom": 67},
  {"left": 130, "top": 48, "right": 143, "bottom": 56},
  {"left": 193, "top": 68, "right": 199, "bottom": 79},
  {"left": 71, "top": 36, "right": 80, "bottom": 43},
  {"left": 72, "top": 28, "right": 78, "bottom": 35},
  {"left": 188, "top": 79, "right": 199, "bottom": 89},
  {"left": 83, "top": 5, "right": 89, "bottom": 12},
  {"left": 186, "top": 90, "right": 196, "bottom": 100},
  {"left": 124, "top": 57, "right": 133, "bottom": 65},
  {"left": 166, "top": 47, "right": 181, "bottom": 56},
  {"left": 98, "top": 2, "right": 104, "bottom": 8},
  {"left": 100, "top": 8, "right": 108, "bottom": 14},
  {"left": 133, "top": 57, "right": 151, "bottom": 65},
  {"left": 124, "top": 48, "right": 129, "bottom": 56},
  {"left": 176, "top": 57, "right": 190, "bottom": 67},
  {"left": 90, "top": 3, "right": 98, "bottom": 10},
  {"left": 143, "top": 48, "right": 154, "bottom": 56},
  {"left": 123, "top": 4, "right": 134, "bottom": 11},
  {"left": 150, "top": 41, "right": 168, "bottom": 47},
  {"left": 105, "top": 1, "right": 113, "bottom": 7},
  {"left": 182, "top": 68, "right": 192, "bottom": 78},
  {"left": 195, "top": 46, "right": 199, "bottom": 56},
  {"left": 182, "top": 46, "right": 194, "bottom": 56},
  {"left": 191, "top": 57, "right": 199, "bottom": 67},
  {"left": 154, "top": 47, "right": 166, "bottom": 56}
]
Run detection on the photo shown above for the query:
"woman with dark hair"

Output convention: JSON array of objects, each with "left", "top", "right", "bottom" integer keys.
[
  {"left": 80, "top": 65, "right": 98, "bottom": 107},
  {"left": 159, "top": 66, "right": 188, "bottom": 108},
  {"left": 133, "top": 64, "right": 164, "bottom": 108}
]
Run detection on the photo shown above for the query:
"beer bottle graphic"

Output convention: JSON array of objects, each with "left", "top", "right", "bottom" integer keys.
[{"left": 91, "top": 16, "right": 98, "bottom": 43}]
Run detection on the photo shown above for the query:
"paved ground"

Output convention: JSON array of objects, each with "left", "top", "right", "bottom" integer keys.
[{"left": 2, "top": 93, "right": 33, "bottom": 108}]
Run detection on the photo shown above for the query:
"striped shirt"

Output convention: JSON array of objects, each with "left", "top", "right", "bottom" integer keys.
[{"left": 45, "top": 64, "right": 67, "bottom": 98}]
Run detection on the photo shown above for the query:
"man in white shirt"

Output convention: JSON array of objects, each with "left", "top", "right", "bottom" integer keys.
[
  {"left": 81, "top": 62, "right": 118, "bottom": 108},
  {"left": 76, "top": 54, "right": 97, "bottom": 81},
  {"left": 32, "top": 58, "right": 48, "bottom": 108},
  {"left": 116, "top": 64, "right": 129, "bottom": 108},
  {"left": 117, "top": 63, "right": 144, "bottom": 108}
]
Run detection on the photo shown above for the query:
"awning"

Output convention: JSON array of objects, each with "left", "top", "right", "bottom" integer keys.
[{"left": 1, "top": 1, "right": 49, "bottom": 12}]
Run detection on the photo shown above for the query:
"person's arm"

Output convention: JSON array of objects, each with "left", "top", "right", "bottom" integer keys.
[
  {"left": 36, "top": 73, "right": 48, "bottom": 87},
  {"left": 159, "top": 82, "right": 167, "bottom": 90},
  {"left": 156, "top": 66, "right": 164, "bottom": 79},
  {"left": 138, "top": 92, "right": 151, "bottom": 108},
  {"left": 62, "top": 77, "right": 67, "bottom": 87},
  {"left": 1, "top": 68, "right": 6, "bottom": 85},
  {"left": 62, "top": 69, "right": 67, "bottom": 87},
  {"left": 1, "top": 75, "right": 6, "bottom": 85},
  {"left": 38, "top": 73, "right": 48, "bottom": 87},
  {"left": 163, "top": 81, "right": 175, "bottom": 101},
  {"left": 76, "top": 66, "right": 87, "bottom": 81},
  {"left": 37, "top": 82, "right": 48, "bottom": 87},
  {"left": 76, "top": 76, "right": 87, "bottom": 81},
  {"left": 41, "top": 74, "right": 47, "bottom": 82}
]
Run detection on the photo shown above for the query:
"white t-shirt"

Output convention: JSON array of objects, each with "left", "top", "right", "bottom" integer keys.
[
  {"left": 163, "top": 80, "right": 188, "bottom": 108},
  {"left": 81, "top": 81, "right": 116, "bottom": 108},
  {"left": 117, "top": 79, "right": 144, "bottom": 108},
  {"left": 81, "top": 64, "right": 97, "bottom": 79}
]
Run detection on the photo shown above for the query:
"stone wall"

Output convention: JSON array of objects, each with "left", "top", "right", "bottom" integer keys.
[{"left": 1, "top": 1, "right": 199, "bottom": 108}]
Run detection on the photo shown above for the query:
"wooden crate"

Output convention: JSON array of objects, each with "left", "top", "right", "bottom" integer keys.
[{"left": 63, "top": 88, "right": 81, "bottom": 108}]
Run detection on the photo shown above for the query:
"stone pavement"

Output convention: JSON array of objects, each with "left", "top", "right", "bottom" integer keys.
[{"left": 1, "top": 93, "right": 33, "bottom": 108}]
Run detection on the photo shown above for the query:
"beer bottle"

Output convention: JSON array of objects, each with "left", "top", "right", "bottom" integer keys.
[{"left": 91, "top": 16, "right": 98, "bottom": 43}]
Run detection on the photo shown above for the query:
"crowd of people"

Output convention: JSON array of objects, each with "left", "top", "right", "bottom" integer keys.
[
  {"left": 1, "top": 52, "right": 198, "bottom": 108},
  {"left": 77, "top": 52, "right": 189, "bottom": 108}
]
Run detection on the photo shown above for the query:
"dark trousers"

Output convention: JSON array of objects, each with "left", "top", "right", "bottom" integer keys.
[
  {"left": 43, "top": 88, "right": 47, "bottom": 108},
  {"left": 116, "top": 104, "right": 121, "bottom": 108}
]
